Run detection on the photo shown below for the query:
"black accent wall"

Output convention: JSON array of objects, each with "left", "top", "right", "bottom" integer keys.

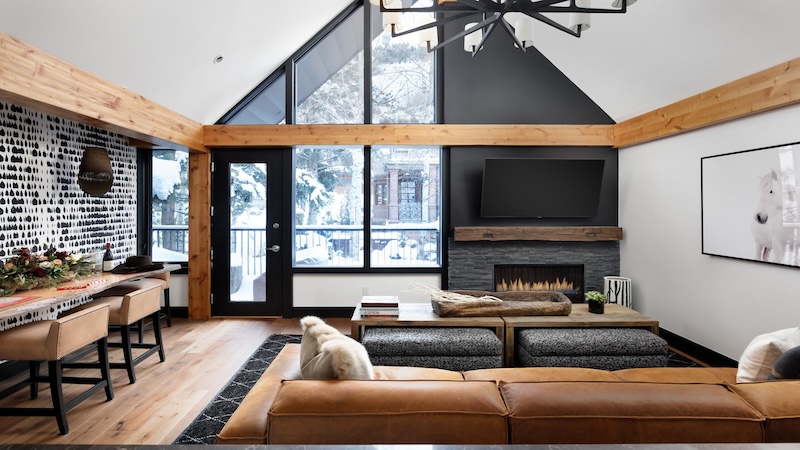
[
  {"left": 450, "top": 146, "right": 618, "bottom": 227},
  {"left": 443, "top": 20, "right": 614, "bottom": 125},
  {"left": 442, "top": 19, "right": 618, "bottom": 229}
]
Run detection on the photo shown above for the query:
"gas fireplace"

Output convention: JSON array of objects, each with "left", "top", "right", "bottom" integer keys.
[{"left": 494, "top": 264, "right": 585, "bottom": 303}]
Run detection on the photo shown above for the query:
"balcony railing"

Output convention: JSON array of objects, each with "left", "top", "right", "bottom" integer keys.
[
  {"left": 153, "top": 223, "right": 441, "bottom": 273},
  {"left": 295, "top": 224, "right": 441, "bottom": 268}
]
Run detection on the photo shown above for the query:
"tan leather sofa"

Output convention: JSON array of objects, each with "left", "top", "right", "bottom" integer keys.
[{"left": 215, "top": 344, "right": 800, "bottom": 445}]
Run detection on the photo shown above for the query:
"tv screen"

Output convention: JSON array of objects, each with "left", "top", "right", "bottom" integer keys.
[{"left": 481, "top": 158, "right": 605, "bottom": 218}]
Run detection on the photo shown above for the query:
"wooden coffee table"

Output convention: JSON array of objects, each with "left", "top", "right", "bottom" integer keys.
[
  {"left": 502, "top": 303, "right": 659, "bottom": 366},
  {"left": 351, "top": 302, "right": 658, "bottom": 367},
  {"left": 350, "top": 302, "right": 504, "bottom": 343}
]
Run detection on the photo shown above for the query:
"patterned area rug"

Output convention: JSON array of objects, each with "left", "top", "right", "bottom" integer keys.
[
  {"left": 173, "top": 334, "right": 700, "bottom": 445},
  {"left": 172, "top": 334, "right": 301, "bottom": 445}
]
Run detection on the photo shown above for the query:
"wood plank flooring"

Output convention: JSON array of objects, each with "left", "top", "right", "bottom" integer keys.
[{"left": 0, "top": 317, "right": 349, "bottom": 444}]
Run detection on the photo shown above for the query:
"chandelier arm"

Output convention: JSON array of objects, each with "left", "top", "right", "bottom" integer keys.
[
  {"left": 528, "top": 11, "right": 581, "bottom": 38},
  {"left": 454, "top": 0, "right": 496, "bottom": 13},
  {"left": 497, "top": 15, "right": 527, "bottom": 53},
  {"left": 471, "top": 20, "right": 497, "bottom": 56},
  {"left": 426, "top": 13, "right": 501, "bottom": 53},
  {"left": 389, "top": 12, "right": 478, "bottom": 38},
  {"left": 533, "top": 0, "right": 628, "bottom": 14},
  {"left": 380, "top": 1, "right": 490, "bottom": 14}
]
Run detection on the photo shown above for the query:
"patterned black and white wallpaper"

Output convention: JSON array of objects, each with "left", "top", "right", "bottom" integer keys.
[{"left": 0, "top": 102, "right": 137, "bottom": 263}]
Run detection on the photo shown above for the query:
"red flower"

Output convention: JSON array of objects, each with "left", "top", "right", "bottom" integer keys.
[{"left": 31, "top": 267, "right": 46, "bottom": 278}]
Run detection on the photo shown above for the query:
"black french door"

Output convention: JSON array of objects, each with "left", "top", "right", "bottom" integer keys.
[{"left": 211, "top": 149, "right": 286, "bottom": 316}]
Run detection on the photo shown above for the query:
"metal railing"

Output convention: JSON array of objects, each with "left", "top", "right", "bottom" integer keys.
[
  {"left": 152, "top": 224, "right": 441, "bottom": 273},
  {"left": 152, "top": 225, "right": 189, "bottom": 258}
]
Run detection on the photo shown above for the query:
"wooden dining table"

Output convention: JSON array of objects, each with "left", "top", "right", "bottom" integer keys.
[{"left": 0, "top": 264, "right": 180, "bottom": 331}]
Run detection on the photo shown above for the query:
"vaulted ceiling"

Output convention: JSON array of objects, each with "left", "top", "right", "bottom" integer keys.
[{"left": 1, "top": 0, "right": 798, "bottom": 124}]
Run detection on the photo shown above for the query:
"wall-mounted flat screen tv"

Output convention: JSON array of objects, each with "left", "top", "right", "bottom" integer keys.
[{"left": 481, "top": 158, "right": 605, "bottom": 218}]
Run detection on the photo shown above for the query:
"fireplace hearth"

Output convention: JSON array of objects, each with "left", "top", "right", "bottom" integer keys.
[{"left": 494, "top": 264, "right": 585, "bottom": 303}]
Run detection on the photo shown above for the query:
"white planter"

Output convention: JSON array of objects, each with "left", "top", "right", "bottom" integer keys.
[{"left": 603, "top": 276, "right": 632, "bottom": 308}]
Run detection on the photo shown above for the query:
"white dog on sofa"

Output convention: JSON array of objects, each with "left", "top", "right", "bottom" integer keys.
[{"left": 299, "top": 316, "right": 374, "bottom": 380}]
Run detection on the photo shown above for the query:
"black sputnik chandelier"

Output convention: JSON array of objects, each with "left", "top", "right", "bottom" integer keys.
[{"left": 371, "top": 0, "right": 636, "bottom": 56}]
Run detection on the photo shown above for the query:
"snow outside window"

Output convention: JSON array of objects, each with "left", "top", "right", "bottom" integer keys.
[
  {"left": 294, "top": 147, "right": 365, "bottom": 267},
  {"left": 152, "top": 150, "right": 189, "bottom": 262}
]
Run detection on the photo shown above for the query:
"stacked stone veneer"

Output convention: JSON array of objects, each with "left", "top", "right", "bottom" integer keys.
[
  {"left": 0, "top": 102, "right": 137, "bottom": 260},
  {"left": 447, "top": 239, "right": 620, "bottom": 296}
]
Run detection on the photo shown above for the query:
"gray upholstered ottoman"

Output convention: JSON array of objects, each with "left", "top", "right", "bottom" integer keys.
[
  {"left": 516, "top": 327, "right": 668, "bottom": 370},
  {"left": 361, "top": 327, "right": 503, "bottom": 371}
]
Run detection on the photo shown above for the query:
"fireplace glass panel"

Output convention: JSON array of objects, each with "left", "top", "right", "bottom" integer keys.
[{"left": 493, "top": 264, "right": 585, "bottom": 303}]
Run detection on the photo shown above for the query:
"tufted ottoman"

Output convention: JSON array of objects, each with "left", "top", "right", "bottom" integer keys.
[
  {"left": 516, "top": 328, "right": 668, "bottom": 370},
  {"left": 362, "top": 327, "right": 503, "bottom": 371}
]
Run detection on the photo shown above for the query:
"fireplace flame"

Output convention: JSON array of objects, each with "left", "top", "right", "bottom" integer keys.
[{"left": 496, "top": 277, "right": 575, "bottom": 292}]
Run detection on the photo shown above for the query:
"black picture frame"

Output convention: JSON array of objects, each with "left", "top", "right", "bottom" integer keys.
[{"left": 701, "top": 141, "right": 800, "bottom": 267}]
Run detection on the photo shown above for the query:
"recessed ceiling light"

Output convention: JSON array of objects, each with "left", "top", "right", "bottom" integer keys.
[{"left": 213, "top": 55, "right": 224, "bottom": 64}]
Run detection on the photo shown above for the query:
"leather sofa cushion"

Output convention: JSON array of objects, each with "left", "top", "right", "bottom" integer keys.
[
  {"left": 464, "top": 367, "right": 620, "bottom": 383},
  {"left": 373, "top": 365, "right": 464, "bottom": 380},
  {"left": 501, "top": 381, "right": 764, "bottom": 444},
  {"left": 730, "top": 380, "right": 800, "bottom": 442},
  {"left": 615, "top": 367, "right": 738, "bottom": 384},
  {"left": 268, "top": 380, "right": 507, "bottom": 444},
  {"left": 215, "top": 343, "right": 302, "bottom": 444}
]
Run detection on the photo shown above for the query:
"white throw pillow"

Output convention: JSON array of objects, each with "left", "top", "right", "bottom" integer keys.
[
  {"left": 737, "top": 327, "right": 800, "bottom": 383},
  {"left": 299, "top": 315, "right": 374, "bottom": 380}
]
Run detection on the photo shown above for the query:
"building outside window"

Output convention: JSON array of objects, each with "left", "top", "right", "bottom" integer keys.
[{"left": 293, "top": 146, "right": 440, "bottom": 268}]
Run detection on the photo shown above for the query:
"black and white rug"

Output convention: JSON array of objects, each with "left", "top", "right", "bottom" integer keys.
[
  {"left": 173, "top": 334, "right": 700, "bottom": 445},
  {"left": 172, "top": 333, "right": 301, "bottom": 445}
]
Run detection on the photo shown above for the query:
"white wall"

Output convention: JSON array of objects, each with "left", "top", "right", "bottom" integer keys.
[
  {"left": 166, "top": 273, "right": 440, "bottom": 309},
  {"left": 167, "top": 274, "right": 189, "bottom": 307},
  {"left": 620, "top": 103, "right": 800, "bottom": 360},
  {"left": 293, "top": 274, "right": 441, "bottom": 307}
]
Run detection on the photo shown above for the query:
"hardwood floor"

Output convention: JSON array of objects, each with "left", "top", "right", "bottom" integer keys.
[{"left": 0, "top": 317, "right": 350, "bottom": 444}]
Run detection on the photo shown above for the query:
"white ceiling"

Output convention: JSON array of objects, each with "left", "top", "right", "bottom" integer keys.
[{"left": 1, "top": 0, "right": 799, "bottom": 124}]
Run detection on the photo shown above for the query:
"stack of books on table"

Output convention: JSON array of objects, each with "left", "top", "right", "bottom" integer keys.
[{"left": 359, "top": 296, "right": 399, "bottom": 318}]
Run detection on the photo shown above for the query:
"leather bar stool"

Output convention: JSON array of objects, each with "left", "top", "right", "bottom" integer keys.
[
  {"left": 81, "top": 283, "right": 165, "bottom": 384},
  {"left": 0, "top": 303, "right": 114, "bottom": 434},
  {"left": 95, "top": 278, "right": 165, "bottom": 343},
  {"left": 148, "top": 272, "right": 172, "bottom": 327}
]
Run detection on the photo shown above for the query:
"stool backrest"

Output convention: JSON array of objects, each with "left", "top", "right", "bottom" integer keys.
[
  {"left": 148, "top": 271, "right": 170, "bottom": 289},
  {"left": 121, "top": 284, "right": 162, "bottom": 323},
  {"left": 50, "top": 303, "right": 110, "bottom": 359}
]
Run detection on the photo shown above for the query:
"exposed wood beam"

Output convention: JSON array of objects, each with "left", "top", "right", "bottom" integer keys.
[
  {"left": 0, "top": 33, "right": 207, "bottom": 153},
  {"left": 615, "top": 57, "right": 800, "bottom": 148},
  {"left": 188, "top": 152, "right": 211, "bottom": 320},
  {"left": 204, "top": 124, "right": 615, "bottom": 147}
]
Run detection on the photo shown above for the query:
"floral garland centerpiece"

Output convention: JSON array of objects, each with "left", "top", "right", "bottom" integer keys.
[{"left": 1, "top": 246, "right": 96, "bottom": 296}]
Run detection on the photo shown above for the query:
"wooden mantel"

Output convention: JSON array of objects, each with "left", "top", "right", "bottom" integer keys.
[{"left": 454, "top": 226, "right": 623, "bottom": 242}]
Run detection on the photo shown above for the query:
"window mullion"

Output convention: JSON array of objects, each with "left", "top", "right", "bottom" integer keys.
[
  {"left": 364, "top": 1, "right": 372, "bottom": 125},
  {"left": 364, "top": 145, "right": 371, "bottom": 268}
]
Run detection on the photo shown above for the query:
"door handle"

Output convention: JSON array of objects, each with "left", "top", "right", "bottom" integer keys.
[{"left": 268, "top": 245, "right": 280, "bottom": 253}]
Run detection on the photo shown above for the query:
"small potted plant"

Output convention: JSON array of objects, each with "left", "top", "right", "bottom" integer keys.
[{"left": 585, "top": 290, "right": 608, "bottom": 314}]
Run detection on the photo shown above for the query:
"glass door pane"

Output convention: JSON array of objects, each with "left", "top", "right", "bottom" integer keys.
[{"left": 230, "top": 163, "right": 268, "bottom": 303}]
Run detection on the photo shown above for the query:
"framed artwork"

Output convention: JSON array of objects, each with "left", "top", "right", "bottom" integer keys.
[{"left": 702, "top": 141, "right": 800, "bottom": 267}]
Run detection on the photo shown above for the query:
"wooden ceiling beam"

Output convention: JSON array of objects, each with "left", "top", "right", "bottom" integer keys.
[
  {"left": 203, "top": 124, "right": 615, "bottom": 147},
  {"left": 0, "top": 33, "right": 207, "bottom": 153},
  {"left": 615, "top": 56, "right": 800, "bottom": 148}
]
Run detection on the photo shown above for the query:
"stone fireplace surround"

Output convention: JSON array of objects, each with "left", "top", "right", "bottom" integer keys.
[{"left": 447, "top": 239, "right": 620, "bottom": 301}]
